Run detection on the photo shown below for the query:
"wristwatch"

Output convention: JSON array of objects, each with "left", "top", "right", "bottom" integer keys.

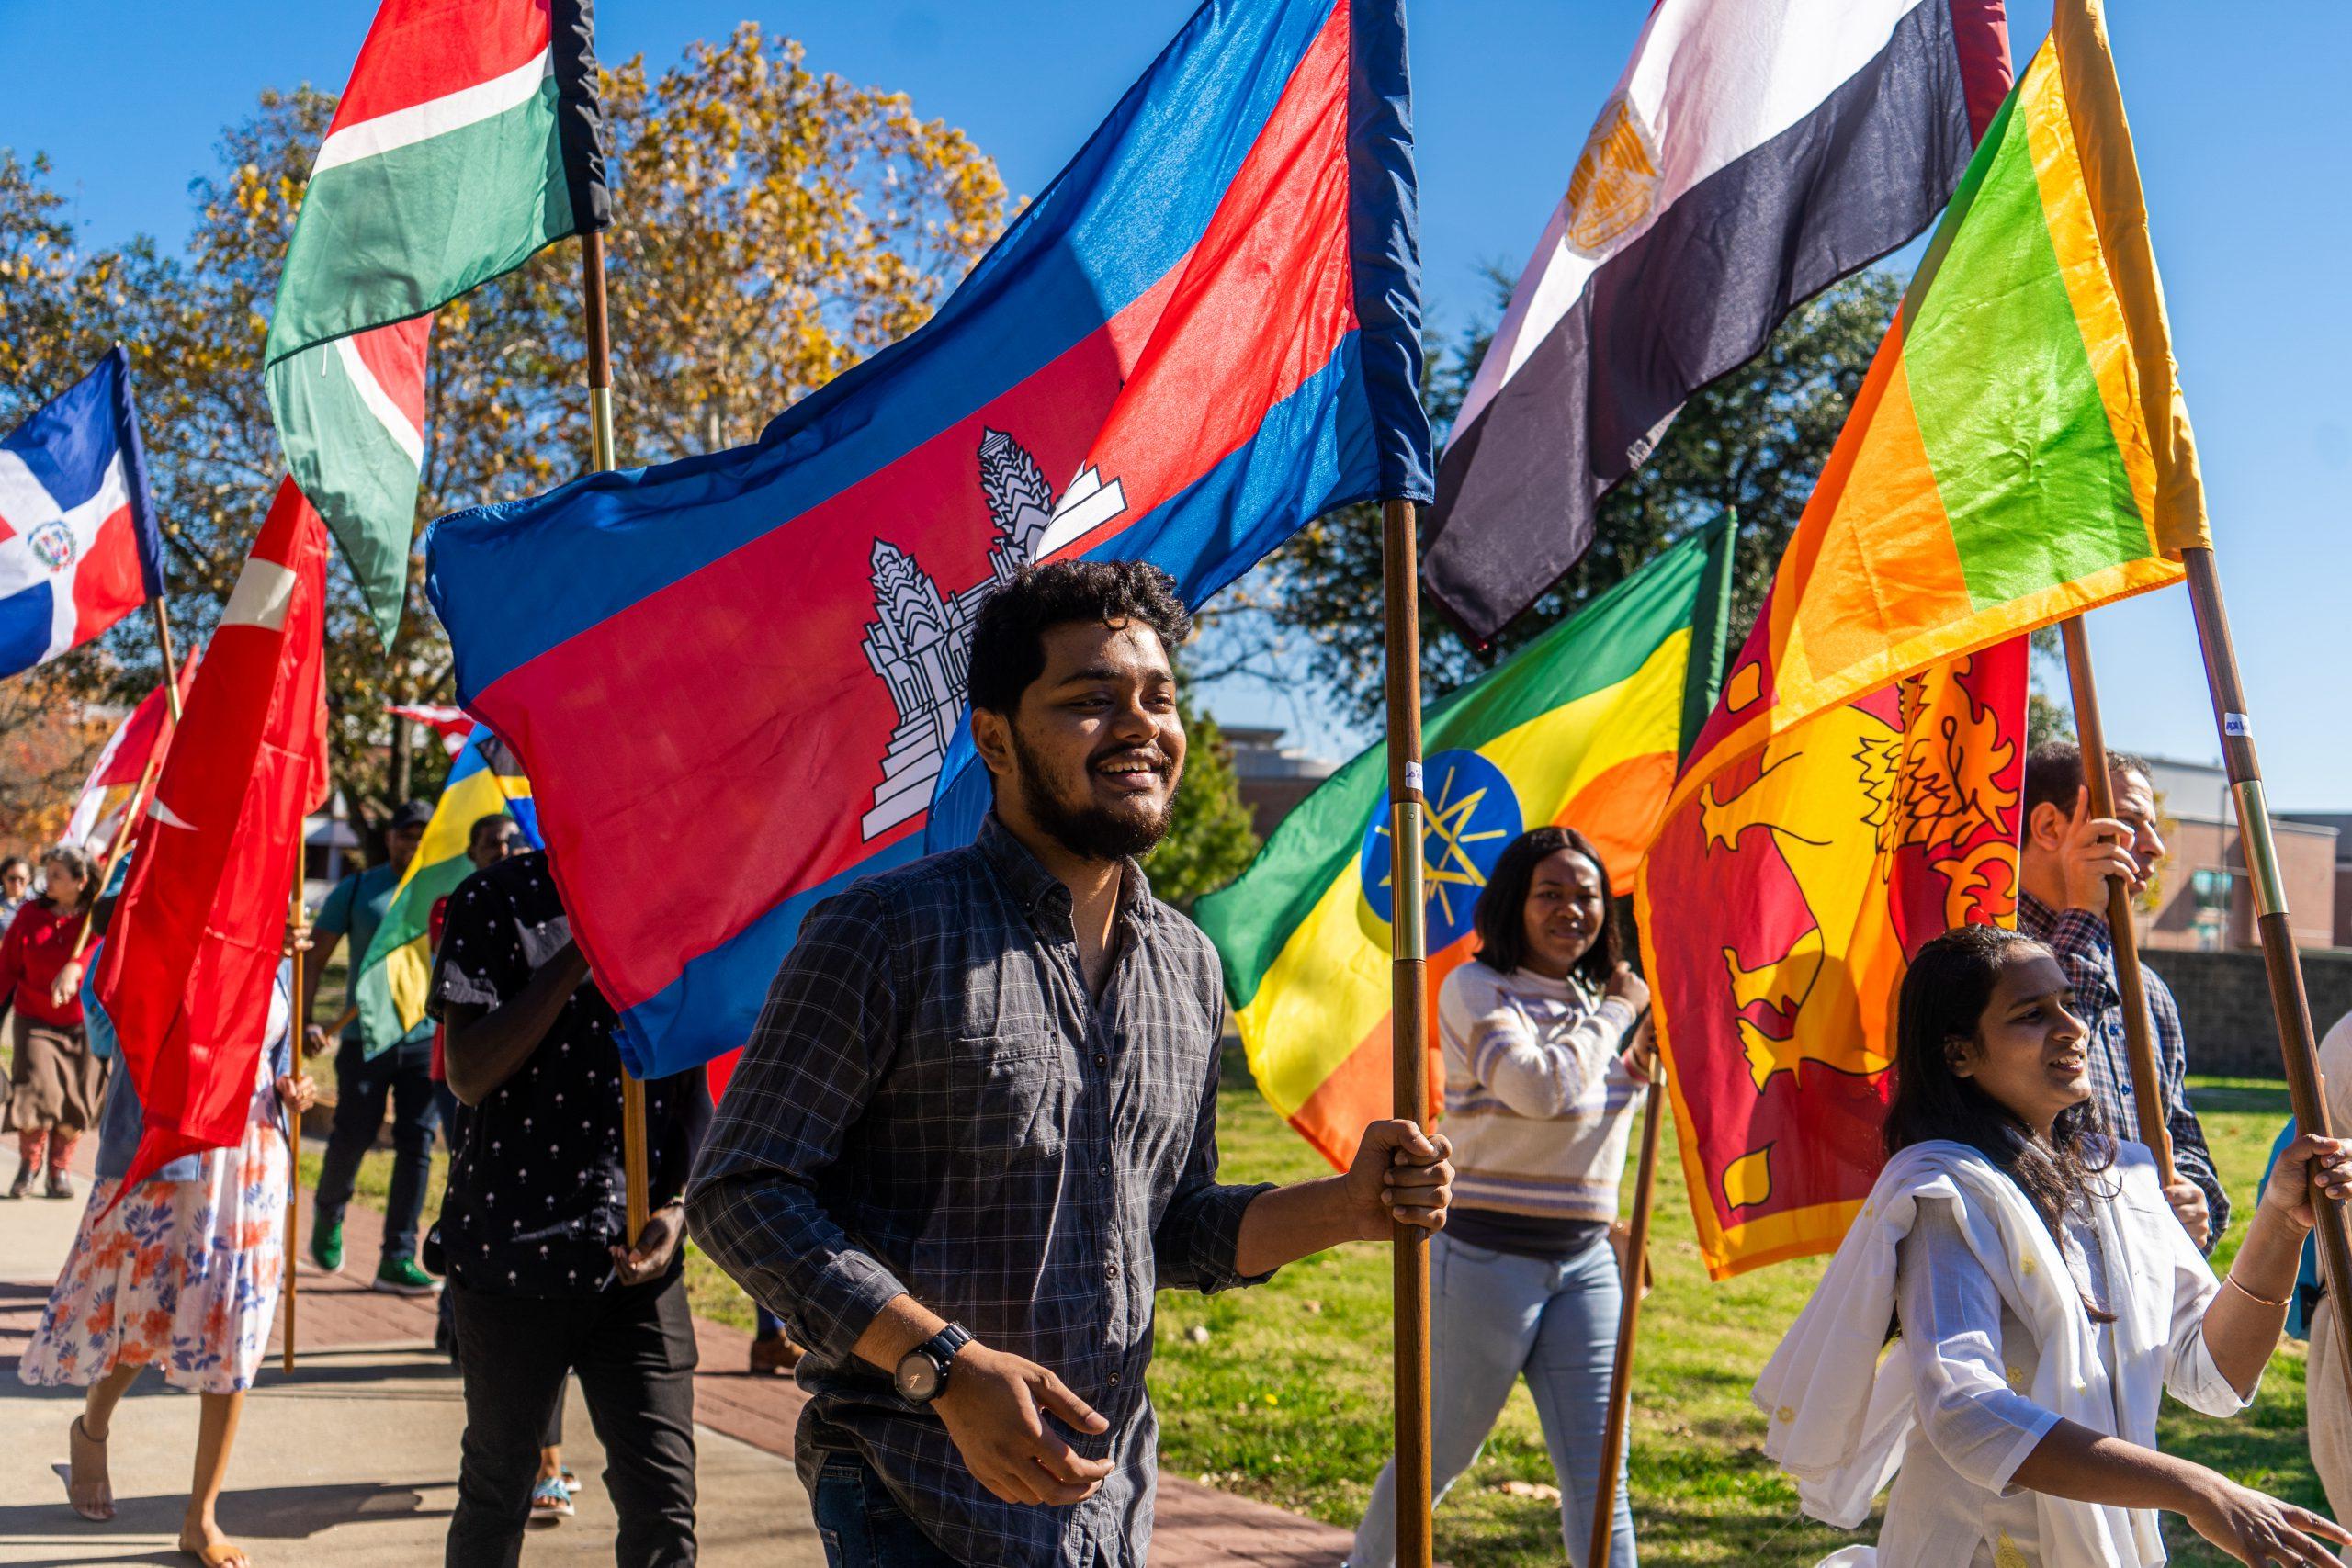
[{"left": 894, "top": 1324, "right": 974, "bottom": 1404}]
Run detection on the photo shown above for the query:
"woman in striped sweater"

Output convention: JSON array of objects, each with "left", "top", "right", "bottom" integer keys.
[{"left": 1349, "top": 825, "right": 1650, "bottom": 1568}]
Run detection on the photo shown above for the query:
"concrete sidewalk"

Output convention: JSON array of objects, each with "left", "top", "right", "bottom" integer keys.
[{"left": 0, "top": 1143, "right": 1354, "bottom": 1566}]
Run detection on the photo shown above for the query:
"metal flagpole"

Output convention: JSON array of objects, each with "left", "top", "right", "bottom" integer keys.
[
  {"left": 1380, "top": 497, "right": 1433, "bottom": 1568},
  {"left": 579, "top": 227, "right": 650, "bottom": 1247},
  {"left": 2058, "top": 616, "right": 2177, "bottom": 1186},
  {"left": 1589, "top": 1072, "right": 1662, "bottom": 1568},
  {"left": 285, "top": 872, "right": 307, "bottom": 1374},
  {"left": 2180, "top": 547, "right": 2352, "bottom": 1410},
  {"left": 147, "top": 599, "right": 186, "bottom": 724}
]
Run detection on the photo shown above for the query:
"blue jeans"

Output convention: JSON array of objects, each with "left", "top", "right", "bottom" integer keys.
[
  {"left": 809, "top": 1454, "right": 956, "bottom": 1567},
  {"left": 755, "top": 1304, "right": 788, "bottom": 1340},
  {"left": 1350, "top": 1231, "right": 1637, "bottom": 1568},
  {"left": 314, "top": 1035, "right": 436, "bottom": 1263}
]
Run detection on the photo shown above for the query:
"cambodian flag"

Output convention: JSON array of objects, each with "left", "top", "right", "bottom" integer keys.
[
  {"left": 429, "top": 0, "right": 1431, "bottom": 1077},
  {"left": 0, "top": 348, "right": 165, "bottom": 679}
]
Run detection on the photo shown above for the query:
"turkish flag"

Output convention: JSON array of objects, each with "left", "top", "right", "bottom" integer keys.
[{"left": 98, "top": 478, "right": 329, "bottom": 1190}]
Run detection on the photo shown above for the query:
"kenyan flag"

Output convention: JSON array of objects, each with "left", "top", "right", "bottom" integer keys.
[{"left": 266, "top": 0, "right": 608, "bottom": 643}]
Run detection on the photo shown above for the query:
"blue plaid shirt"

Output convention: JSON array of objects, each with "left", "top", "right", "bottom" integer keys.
[
  {"left": 687, "top": 816, "right": 1273, "bottom": 1565},
  {"left": 2018, "top": 891, "right": 2228, "bottom": 1249}
]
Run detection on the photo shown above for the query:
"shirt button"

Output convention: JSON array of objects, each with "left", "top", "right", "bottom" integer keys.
[
  {"left": 1099, "top": 1162, "right": 1111, "bottom": 1177},
  {"left": 1094, "top": 1053, "right": 1108, "bottom": 1069},
  {"left": 1108, "top": 1371, "right": 1121, "bottom": 1386},
  {"left": 1104, "top": 1260, "right": 1120, "bottom": 1280}
]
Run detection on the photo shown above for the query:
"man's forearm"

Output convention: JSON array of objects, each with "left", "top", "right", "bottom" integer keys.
[
  {"left": 850, "top": 1292, "right": 950, "bottom": 1374},
  {"left": 444, "top": 944, "right": 588, "bottom": 1105},
  {"left": 1233, "top": 1176, "right": 1363, "bottom": 1278}
]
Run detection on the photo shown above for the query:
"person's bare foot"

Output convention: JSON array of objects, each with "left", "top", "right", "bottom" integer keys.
[
  {"left": 64, "top": 1415, "right": 112, "bottom": 1521},
  {"left": 178, "top": 1514, "right": 252, "bottom": 1566}
]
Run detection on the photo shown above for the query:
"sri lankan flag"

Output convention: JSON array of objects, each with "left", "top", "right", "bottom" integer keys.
[
  {"left": 1645, "top": 0, "right": 2203, "bottom": 1278},
  {"left": 353, "top": 727, "right": 538, "bottom": 1055},
  {"left": 266, "top": 0, "right": 608, "bottom": 644},
  {"left": 1195, "top": 517, "right": 1733, "bottom": 1170}
]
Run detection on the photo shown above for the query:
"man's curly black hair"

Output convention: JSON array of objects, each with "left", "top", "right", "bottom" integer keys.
[{"left": 967, "top": 560, "right": 1192, "bottom": 715}]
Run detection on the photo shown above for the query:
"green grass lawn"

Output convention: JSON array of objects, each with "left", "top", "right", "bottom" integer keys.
[{"left": 316, "top": 1040, "right": 2319, "bottom": 1567}]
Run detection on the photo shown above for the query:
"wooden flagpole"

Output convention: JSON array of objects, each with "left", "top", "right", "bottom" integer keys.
[
  {"left": 579, "top": 228, "right": 650, "bottom": 1247},
  {"left": 285, "top": 873, "right": 307, "bottom": 1375},
  {"left": 147, "top": 599, "right": 185, "bottom": 725},
  {"left": 1380, "top": 497, "right": 1434, "bottom": 1568},
  {"left": 1589, "top": 1071, "right": 1662, "bottom": 1568},
  {"left": 2058, "top": 616, "right": 2177, "bottom": 1186},
  {"left": 2180, "top": 547, "right": 2352, "bottom": 1411}
]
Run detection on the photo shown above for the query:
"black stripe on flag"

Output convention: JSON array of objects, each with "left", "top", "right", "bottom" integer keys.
[{"left": 1423, "top": 0, "right": 1984, "bottom": 643}]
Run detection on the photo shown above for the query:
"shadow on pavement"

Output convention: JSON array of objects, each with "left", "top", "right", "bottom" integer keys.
[{"left": 0, "top": 1476, "right": 449, "bottom": 1550}]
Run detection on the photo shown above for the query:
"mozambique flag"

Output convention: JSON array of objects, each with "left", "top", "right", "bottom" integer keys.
[
  {"left": 1687, "top": 0, "right": 2206, "bottom": 773},
  {"left": 1196, "top": 517, "right": 1733, "bottom": 1169},
  {"left": 1642, "top": 639, "right": 2027, "bottom": 1279},
  {"left": 266, "top": 0, "right": 609, "bottom": 644},
  {"left": 1644, "top": 0, "right": 2201, "bottom": 1278},
  {"left": 352, "top": 727, "right": 538, "bottom": 1055}
]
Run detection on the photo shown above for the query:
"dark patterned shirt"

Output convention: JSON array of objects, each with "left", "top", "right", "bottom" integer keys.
[
  {"left": 433, "top": 852, "right": 697, "bottom": 1295},
  {"left": 2018, "top": 890, "right": 2229, "bottom": 1248},
  {"left": 687, "top": 816, "right": 1273, "bottom": 1566}
]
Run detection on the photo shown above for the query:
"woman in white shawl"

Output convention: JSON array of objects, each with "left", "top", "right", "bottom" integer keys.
[{"left": 1757, "top": 924, "right": 2351, "bottom": 1568}]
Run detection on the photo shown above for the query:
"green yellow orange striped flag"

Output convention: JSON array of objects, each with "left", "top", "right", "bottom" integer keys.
[
  {"left": 353, "top": 726, "right": 537, "bottom": 1056},
  {"left": 1643, "top": 0, "right": 2204, "bottom": 1278},
  {"left": 1684, "top": 0, "right": 2205, "bottom": 770},
  {"left": 1194, "top": 517, "right": 1734, "bottom": 1169},
  {"left": 266, "top": 0, "right": 609, "bottom": 644}
]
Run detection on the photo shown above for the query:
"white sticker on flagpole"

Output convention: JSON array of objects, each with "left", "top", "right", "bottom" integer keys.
[
  {"left": 2224, "top": 712, "right": 2253, "bottom": 738},
  {"left": 1404, "top": 761, "right": 1424, "bottom": 794}
]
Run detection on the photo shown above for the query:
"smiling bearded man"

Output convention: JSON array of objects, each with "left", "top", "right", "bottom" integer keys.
[{"left": 689, "top": 559, "right": 1455, "bottom": 1568}]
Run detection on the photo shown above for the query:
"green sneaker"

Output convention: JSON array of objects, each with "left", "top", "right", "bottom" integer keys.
[
  {"left": 372, "top": 1256, "right": 440, "bottom": 1296},
  {"left": 310, "top": 1216, "right": 344, "bottom": 1275}
]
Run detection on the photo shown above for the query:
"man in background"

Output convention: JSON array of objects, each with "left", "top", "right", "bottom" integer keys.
[
  {"left": 305, "top": 798, "right": 441, "bottom": 1293},
  {"left": 2015, "top": 740, "right": 2228, "bottom": 1250}
]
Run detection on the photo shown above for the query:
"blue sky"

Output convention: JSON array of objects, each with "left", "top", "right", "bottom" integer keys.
[{"left": 2, "top": 1, "right": 2346, "bottom": 807}]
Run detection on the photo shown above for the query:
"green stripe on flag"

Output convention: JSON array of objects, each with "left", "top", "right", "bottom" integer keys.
[
  {"left": 266, "top": 344, "right": 424, "bottom": 646},
  {"left": 1900, "top": 85, "right": 2147, "bottom": 610},
  {"left": 1195, "top": 526, "right": 1719, "bottom": 1011},
  {"left": 266, "top": 86, "right": 575, "bottom": 363}
]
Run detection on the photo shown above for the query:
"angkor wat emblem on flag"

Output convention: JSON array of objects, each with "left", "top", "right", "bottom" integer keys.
[{"left": 857, "top": 429, "right": 1126, "bottom": 840}]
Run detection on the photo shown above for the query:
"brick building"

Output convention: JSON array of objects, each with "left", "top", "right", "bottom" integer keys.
[
  {"left": 2133, "top": 755, "right": 2340, "bottom": 953},
  {"left": 1222, "top": 725, "right": 1339, "bottom": 840}
]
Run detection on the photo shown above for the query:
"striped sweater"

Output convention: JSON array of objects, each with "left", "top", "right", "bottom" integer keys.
[{"left": 1440, "top": 960, "right": 1642, "bottom": 1224}]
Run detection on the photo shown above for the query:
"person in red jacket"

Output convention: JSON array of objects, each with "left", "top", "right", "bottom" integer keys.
[{"left": 1, "top": 846, "right": 100, "bottom": 1199}]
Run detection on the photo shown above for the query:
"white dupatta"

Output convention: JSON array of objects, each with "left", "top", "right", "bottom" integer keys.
[{"left": 1753, "top": 1141, "right": 2186, "bottom": 1568}]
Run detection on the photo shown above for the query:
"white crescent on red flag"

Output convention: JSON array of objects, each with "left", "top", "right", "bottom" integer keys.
[{"left": 96, "top": 477, "right": 330, "bottom": 1192}]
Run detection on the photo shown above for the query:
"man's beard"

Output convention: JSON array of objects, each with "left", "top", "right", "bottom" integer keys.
[{"left": 1009, "top": 728, "right": 1180, "bottom": 863}]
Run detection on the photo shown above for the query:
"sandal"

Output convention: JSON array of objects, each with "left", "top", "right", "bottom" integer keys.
[
  {"left": 529, "top": 1473, "right": 576, "bottom": 1523},
  {"left": 176, "top": 1535, "right": 253, "bottom": 1567},
  {"left": 62, "top": 1414, "right": 112, "bottom": 1521}
]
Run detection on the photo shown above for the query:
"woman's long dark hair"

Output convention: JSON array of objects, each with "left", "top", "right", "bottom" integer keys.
[
  {"left": 1471, "top": 826, "right": 1619, "bottom": 989},
  {"left": 1885, "top": 923, "right": 2115, "bottom": 1318},
  {"left": 39, "top": 845, "right": 96, "bottom": 915}
]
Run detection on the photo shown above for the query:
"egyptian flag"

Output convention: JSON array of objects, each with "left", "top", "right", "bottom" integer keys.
[
  {"left": 1422, "top": 0, "right": 2012, "bottom": 643},
  {"left": 97, "top": 479, "right": 330, "bottom": 1192}
]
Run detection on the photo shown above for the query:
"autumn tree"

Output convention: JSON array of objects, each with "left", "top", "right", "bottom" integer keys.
[{"left": 0, "top": 27, "right": 1008, "bottom": 833}]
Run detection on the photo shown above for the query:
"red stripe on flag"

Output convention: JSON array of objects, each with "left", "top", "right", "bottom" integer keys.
[
  {"left": 68, "top": 502, "right": 149, "bottom": 643},
  {"left": 327, "top": 0, "right": 551, "bottom": 135},
  {"left": 349, "top": 315, "right": 434, "bottom": 434}
]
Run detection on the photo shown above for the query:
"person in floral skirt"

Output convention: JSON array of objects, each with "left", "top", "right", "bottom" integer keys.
[{"left": 18, "top": 887, "right": 316, "bottom": 1568}]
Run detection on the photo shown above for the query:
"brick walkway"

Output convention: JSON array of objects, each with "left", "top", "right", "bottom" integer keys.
[{"left": 295, "top": 1167, "right": 1352, "bottom": 1565}]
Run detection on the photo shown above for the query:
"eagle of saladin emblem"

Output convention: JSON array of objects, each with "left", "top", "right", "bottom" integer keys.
[{"left": 1562, "top": 92, "right": 1661, "bottom": 258}]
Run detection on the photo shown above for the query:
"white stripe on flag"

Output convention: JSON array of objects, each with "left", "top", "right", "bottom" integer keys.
[
  {"left": 222, "top": 556, "right": 299, "bottom": 632},
  {"left": 0, "top": 449, "right": 61, "bottom": 535},
  {"left": 311, "top": 50, "right": 553, "bottom": 175},
  {"left": 147, "top": 795, "right": 196, "bottom": 830},
  {"left": 1455, "top": 0, "right": 1938, "bottom": 436},
  {"left": 333, "top": 335, "right": 427, "bottom": 470}
]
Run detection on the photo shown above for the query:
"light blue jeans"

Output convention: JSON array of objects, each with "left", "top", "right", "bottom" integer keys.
[{"left": 1348, "top": 1230, "right": 1636, "bottom": 1568}]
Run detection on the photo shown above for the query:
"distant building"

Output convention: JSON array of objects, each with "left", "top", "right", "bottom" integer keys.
[
  {"left": 2132, "top": 755, "right": 2340, "bottom": 953},
  {"left": 1222, "top": 725, "right": 1340, "bottom": 839}
]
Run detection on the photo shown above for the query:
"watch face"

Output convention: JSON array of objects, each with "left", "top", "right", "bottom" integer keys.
[{"left": 897, "top": 1351, "right": 943, "bottom": 1402}]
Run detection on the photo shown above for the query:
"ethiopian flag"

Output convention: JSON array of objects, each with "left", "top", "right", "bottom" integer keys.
[
  {"left": 353, "top": 728, "right": 539, "bottom": 1056},
  {"left": 266, "top": 0, "right": 609, "bottom": 644},
  {"left": 1196, "top": 517, "right": 1733, "bottom": 1170},
  {"left": 1682, "top": 0, "right": 2207, "bottom": 778}
]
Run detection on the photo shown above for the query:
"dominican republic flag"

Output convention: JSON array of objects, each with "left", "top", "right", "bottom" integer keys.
[
  {"left": 0, "top": 348, "right": 165, "bottom": 677},
  {"left": 98, "top": 477, "right": 329, "bottom": 1195},
  {"left": 1421, "top": 0, "right": 2012, "bottom": 643},
  {"left": 430, "top": 0, "right": 1431, "bottom": 1077}
]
